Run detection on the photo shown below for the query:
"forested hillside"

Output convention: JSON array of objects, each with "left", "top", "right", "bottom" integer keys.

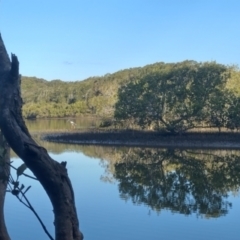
[
  {"left": 21, "top": 61, "right": 240, "bottom": 125},
  {"left": 21, "top": 63, "right": 157, "bottom": 118}
]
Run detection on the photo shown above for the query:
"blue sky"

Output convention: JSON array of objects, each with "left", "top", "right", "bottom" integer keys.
[{"left": 0, "top": 0, "right": 240, "bottom": 81}]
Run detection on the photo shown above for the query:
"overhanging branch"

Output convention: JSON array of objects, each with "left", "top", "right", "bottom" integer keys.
[{"left": 0, "top": 33, "right": 83, "bottom": 240}]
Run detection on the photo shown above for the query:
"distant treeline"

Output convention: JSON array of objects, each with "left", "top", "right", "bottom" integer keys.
[
  {"left": 22, "top": 60, "right": 240, "bottom": 133},
  {"left": 22, "top": 62, "right": 154, "bottom": 118}
]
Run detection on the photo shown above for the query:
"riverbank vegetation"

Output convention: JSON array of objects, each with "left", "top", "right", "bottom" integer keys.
[
  {"left": 114, "top": 61, "right": 240, "bottom": 133},
  {"left": 43, "top": 130, "right": 240, "bottom": 149},
  {"left": 21, "top": 60, "right": 240, "bottom": 134}
]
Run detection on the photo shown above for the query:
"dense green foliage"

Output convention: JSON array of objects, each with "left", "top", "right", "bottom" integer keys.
[
  {"left": 114, "top": 61, "right": 240, "bottom": 133},
  {"left": 21, "top": 60, "right": 240, "bottom": 133},
  {"left": 22, "top": 76, "right": 115, "bottom": 118},
  {"left": 21, "top": 63, "right": 165, "bottom": 118}
]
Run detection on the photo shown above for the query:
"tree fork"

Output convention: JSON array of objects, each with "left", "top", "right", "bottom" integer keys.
[{"left": 0, "top": 34, "right": 83, "bottom": 240}]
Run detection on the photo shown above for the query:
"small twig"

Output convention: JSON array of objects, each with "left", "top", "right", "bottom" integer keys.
[
  {"left": 22, "top": 185, "right": 31, "bottom": 195},
  {"left": 16, "top": 188, "right": 54, "bottom": 240},
  {"left": 8, "top": 163, "right": 38, "bottom": 180},
  {"left": 7, "top": 172, "right": 54, "bottom": 240},
  {"left": 15, "top": 193, "right": 31, "bottom": 208}
]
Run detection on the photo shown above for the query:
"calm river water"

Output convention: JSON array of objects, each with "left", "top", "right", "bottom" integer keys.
[{"left": 5, "top": 119, "right": 240, "bottom": 240}]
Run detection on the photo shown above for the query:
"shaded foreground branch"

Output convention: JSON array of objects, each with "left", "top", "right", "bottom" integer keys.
[
  {"left": 0, "top": 34, "right": 83, "bottom": 240},
  {"left": 0, "top": 133, "right": 10, "bottom": 240}
]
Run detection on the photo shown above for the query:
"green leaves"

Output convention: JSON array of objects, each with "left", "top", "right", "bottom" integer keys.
[
  {"left": 114, "top": 61, "right": 230, "bottom": 133},
  {"left": 17, "top": 163, "right": 27, "bottom": 179}
]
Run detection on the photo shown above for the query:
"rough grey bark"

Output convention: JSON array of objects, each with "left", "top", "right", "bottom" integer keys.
[
  {"left": 0, "top": 33, "right": 83, "bottom": 240},
  {"left": 0, "top": 132, "right": 10, "bottom": 240}
]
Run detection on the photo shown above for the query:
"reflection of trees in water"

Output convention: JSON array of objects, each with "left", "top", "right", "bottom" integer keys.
[
  {"left": 114, "top": 148, "right": 240, "bottom": 218},
  {"left": 10, "top": 130, "right": 240, "bottom": 219}
]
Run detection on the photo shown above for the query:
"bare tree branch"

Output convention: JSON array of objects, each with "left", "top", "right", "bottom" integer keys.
[
  {"left": 0, "top": 33, "right": 83, "bottom": 240},
  {"left": 0, "top": 132, "right": 11, "bottom": 240}
]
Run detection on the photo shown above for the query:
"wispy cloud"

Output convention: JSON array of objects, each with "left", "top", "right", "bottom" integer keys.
[{"left": 63, "top": 61, "right": 73, "bottom": 65}]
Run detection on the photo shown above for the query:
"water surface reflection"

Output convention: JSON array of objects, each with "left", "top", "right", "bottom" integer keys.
[
  {"left": 26, "top": 133, "right": 240, "bottom": 219},
  {"left": 7, "top": 119, "right": 240, "bottom": 239},
  {"left": 8, "top": 144, "right": 240, "bottom": 239},
  {"left": 110, "top": 148, "right": 240, "bottom": 218}
]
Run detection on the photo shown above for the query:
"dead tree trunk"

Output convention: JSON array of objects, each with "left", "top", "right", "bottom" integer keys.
[
  {"left": 0, "top": 132, "right": 10, "bottom": 240},
  {"left": 0, "top": 34, "right": 83, "bottom": 240}
]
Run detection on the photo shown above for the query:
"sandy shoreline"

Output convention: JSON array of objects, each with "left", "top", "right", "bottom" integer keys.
[{"left": 42, "top": 130, "right": 240, "bottom": 149}]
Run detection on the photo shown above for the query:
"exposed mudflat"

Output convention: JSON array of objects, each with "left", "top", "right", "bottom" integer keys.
[{"left": 43, "top": 130, "right": 240, "bottom": 149}]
